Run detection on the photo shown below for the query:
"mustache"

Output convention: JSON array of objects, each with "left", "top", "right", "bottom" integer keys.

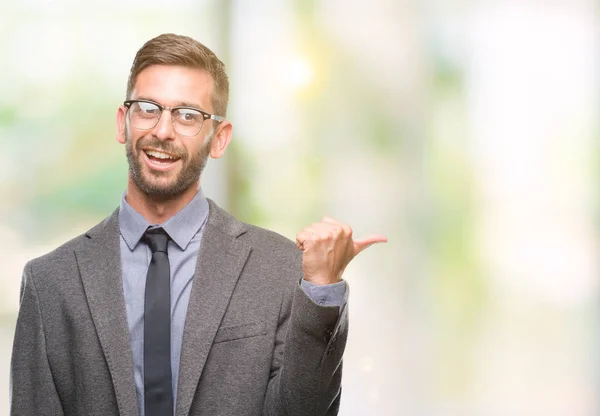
[{"left": 135, "top": 136, "right": 186, "bottom": 159}]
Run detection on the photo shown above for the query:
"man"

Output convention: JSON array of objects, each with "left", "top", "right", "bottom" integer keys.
[{"left": 10, "top": 33, "right": 386, "bottom": 416}]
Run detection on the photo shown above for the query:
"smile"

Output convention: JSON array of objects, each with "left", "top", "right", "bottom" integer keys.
[
  {"left": 142, "top": 148, "right": 181, "bottom": 171},
  {"left": 144, "top": 148, "right": 179, "bottom": 160}
]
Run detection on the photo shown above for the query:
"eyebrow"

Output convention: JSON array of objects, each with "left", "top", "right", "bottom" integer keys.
[{"left": 135, "top": 96, "right": 207, "bottom": 112}]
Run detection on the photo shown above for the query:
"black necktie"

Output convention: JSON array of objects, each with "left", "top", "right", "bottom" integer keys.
[{"left": 143, "top": 227, "right": 173, "bottom": 416}]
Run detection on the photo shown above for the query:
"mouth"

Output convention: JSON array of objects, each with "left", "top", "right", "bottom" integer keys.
[{"left": 142, "top": 148, "right": 182, "bottom": 172}]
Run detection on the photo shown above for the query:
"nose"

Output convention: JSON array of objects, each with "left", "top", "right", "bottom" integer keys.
[{"left": 151, "top": 110, "right": 175, "bottom": 140}]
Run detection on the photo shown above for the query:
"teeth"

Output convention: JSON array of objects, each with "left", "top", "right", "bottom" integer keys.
[{"left": 146, "top": 150, "right": 175, "bottom": 160}]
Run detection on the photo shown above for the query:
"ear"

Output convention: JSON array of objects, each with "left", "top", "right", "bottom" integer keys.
[
  {"left": 209, "top": 121, "right": 233, "bottom": 159},
  {"left": 116, "top": 105, "right": 127, "bottom": 144}
]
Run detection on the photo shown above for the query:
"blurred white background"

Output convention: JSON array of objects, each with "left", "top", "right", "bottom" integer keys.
[{"left": 1, "top": 0, "right": 599, "bottom": 414}]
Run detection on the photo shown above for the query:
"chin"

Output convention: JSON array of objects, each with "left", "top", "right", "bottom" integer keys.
[{"left": 138, "top": 176, "right": 198, "bottom": 200}]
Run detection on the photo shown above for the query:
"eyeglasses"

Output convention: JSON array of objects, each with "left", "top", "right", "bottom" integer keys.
[{"left": 123, "top": 99, "right": 225, "bottom": 137}]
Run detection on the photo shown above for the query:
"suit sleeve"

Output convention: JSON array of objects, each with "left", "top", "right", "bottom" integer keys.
[
  {"left": 10, "top": 262, "right": 64, "bottom": 416},
  {"left": 263, "top": 282, "right": 349, "bottom": 416}
]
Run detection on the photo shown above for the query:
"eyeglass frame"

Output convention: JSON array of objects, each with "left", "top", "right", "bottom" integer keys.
[{"left": 123, "top": 99, "right": 225, "bottom": 137}]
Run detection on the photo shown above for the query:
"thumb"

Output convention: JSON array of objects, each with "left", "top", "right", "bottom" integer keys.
[{"left": 353, "top": 234, "right": 388, "bottom": 256}]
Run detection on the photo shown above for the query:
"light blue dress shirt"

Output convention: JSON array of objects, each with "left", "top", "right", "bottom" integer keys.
[{"left": 118, "top": 189, "right": 347, "bottom": 415}]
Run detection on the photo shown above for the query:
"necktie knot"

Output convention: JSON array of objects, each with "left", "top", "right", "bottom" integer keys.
[{"left": 143, "top": 228, "right": 169, "bottom": 254}]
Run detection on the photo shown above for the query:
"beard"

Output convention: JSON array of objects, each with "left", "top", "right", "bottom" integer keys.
[{"left": 125, "top": 126, "right": 212, "bottom": 199}]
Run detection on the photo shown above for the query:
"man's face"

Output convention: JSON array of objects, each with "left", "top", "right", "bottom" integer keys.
[{"left": 118, "top": 65, "right": 217, "bottom": 199}]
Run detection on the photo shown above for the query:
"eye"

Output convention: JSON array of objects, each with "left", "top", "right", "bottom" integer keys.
[
  {"left": 175, "top": 108, "right": 203, "bottom": 124},
  {"left": 134, "top": 102, "right": 161, "bottom": 116}
]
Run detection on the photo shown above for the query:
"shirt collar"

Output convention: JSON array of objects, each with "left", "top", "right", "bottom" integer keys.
[{"left": 118, "top": 188, "right": 210, "bottom": 251}]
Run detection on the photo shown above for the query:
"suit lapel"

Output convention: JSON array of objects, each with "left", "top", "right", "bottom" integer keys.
[
  {"left": 176, "top": 202, "right": 251, "bottom": 416},
  {"left": 75, "top": 211, "right": 139, "bottom": 416}
]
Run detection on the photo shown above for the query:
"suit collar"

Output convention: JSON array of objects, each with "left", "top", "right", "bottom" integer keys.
[
  {"left": 205, "top": 198, "right": 248, "bottom": 237},
  {"left": 175, "top": 199, "right": 251, "bottom": 416},
  {"left": 78, "top": 209, "right": 140, "bottom": 416}
]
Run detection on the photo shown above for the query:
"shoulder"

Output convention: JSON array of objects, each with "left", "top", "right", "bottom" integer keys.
[
  {"left": 241, "top": 223, "right": 300, "bottom": 263},
  {"left": 206, "top": 199, "right": 301, "bottom": 268},
  {"left": 26, "top": 209, "right": 118, "bottom": 276}
]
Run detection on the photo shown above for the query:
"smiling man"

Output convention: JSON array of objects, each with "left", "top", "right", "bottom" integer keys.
[{"left": 10, "top": 34, "right": 386, "bottom": 416}]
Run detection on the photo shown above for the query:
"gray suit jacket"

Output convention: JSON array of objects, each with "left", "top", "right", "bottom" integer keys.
[{"left": 10, "top": 199, "right": 348, "bottom": 416}]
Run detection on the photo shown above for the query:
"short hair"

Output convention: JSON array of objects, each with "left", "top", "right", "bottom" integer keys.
[{"left": 126, "top": 33, "right": 229, "bottom": 117}]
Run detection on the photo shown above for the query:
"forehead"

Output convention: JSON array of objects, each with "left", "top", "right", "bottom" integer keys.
[{"left": 131, "top": 65, "right": 214, "bottom": 110}]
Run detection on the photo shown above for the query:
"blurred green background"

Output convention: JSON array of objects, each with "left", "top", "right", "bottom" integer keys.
[{"left": 1, "top": 0, "right": 599, "bottom": 414}]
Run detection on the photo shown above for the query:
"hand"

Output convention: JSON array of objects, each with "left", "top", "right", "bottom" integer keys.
[{"left": 296, "top": 216, "right": 387, "bottom": 285}]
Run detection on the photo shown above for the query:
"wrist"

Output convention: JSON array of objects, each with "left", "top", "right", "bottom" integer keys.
[{"left": 303, "top": 274, "right": 341, "bottom": 286}]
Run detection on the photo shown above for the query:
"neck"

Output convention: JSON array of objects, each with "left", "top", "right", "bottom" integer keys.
[{"left": 125, "top": 177, "right": 200, "bottom": 224}]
